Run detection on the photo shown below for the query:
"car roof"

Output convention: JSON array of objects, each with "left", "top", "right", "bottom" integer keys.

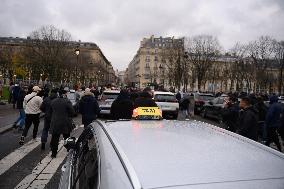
[
  {"left": 154, "top": 91, "right": 175, "bottom": 95},
  {"left": 99, "top": 120, "right": 284, "bottom": 189}
]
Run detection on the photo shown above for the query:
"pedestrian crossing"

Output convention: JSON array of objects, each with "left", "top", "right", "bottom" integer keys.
[{"left": 0, "top": 124, "right": 84, "bottom": 189}]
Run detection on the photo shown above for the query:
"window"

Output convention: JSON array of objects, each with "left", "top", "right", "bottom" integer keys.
[
  {"left": 146, "top": 56, "right": 150, "bottom": 62},
  {"left": 154, "top": 56, "right": 158, "bottom": 61},
  {"left": 154, "top": 49, "right": 158, "bottom": 54}
]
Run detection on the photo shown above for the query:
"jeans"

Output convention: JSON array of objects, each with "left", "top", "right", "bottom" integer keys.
[
  {"left": 41, "top": 118, "right": 51, "bottom": 143},
  {"left": 15, "top": 109, "right": 25, "bottom": 128}
]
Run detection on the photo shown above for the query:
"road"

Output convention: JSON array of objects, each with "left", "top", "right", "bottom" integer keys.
[{"left": 0, "top": 111, "right": 281, "bottom": 189}]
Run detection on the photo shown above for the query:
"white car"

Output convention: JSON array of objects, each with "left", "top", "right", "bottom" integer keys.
[
  {"left": 153, "top": 91, "right": 179, "bottom": 119},
  {"left": 98, "top": 90, "right": 120, "bottom": 116}
]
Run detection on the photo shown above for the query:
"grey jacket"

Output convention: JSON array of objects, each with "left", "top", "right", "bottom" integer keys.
[{"left": 50, "top": 97, "right": 75, "bottom": 135}]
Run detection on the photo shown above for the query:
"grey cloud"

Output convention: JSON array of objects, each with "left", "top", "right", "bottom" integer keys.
[{"left": 0, "top": 0, "right": 283, "bottom": 70}]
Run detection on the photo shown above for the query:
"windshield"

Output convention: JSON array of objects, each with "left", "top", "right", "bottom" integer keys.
[
  {"left": 102, "top": 93, "right": 119, "bottom": 100},
  {"left": 154, "top": 94, "right": 177, "bottom": 102}
]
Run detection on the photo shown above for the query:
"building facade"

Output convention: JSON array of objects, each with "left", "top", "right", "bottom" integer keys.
[
  {"left": 125, "top": 35, "right": 184, "bottom": 89},
  {"left": 0, "top": 36, "right": 116, "bottom": 86}
]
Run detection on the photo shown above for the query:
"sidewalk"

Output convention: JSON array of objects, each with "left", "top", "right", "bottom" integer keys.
[{"left": 0, "top": 103, "right": 19, "bottom": 133}]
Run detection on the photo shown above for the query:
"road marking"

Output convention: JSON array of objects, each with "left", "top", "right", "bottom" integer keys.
[
  {"left": 0, "top": 137, "right": 41, "bottom": 176},
  {"left": 15, "top": 141, "right": 67, "bottom": 189},
  {"left": 13, "top": 125, "right": 82, "bottom": 188}
]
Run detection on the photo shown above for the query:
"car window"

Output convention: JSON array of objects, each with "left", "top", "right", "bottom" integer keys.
[
  {"left": 217, "top": 98, "right": 224, "bottom": 104},
  {"left": 212, "top": 98, "right": 219, "bottom": 104},
  {"left": 66, "top": 93, "right": 75, "bottom": 100},
  {"left": 102, "top": 92, "right": 119, "bottom": 100},
  {"left": 154, "top": 94, "right": 176, "bottom": 102},
  {"left": 199, "top": 95, "right": 214, "bottom": 101}
]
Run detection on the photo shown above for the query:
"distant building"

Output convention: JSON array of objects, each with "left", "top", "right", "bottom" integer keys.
[
  {"left": 0, "top": 36, "right": 116, "bottom": 86},
  {"left": 125, "top": 35, "right": 184, "bottom": 89}
]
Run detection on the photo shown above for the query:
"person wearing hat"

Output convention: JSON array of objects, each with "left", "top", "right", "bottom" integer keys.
[
  {"left": 19, "top": 86, "right": 43, "bottom": 145},
  {"left": 79, "top": 88, "right": 100, "bottom": 127}
]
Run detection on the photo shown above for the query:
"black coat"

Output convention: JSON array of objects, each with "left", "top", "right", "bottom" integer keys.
[
  {"left": 16, "top": 89, "right": 25, "bottom": 109},
  {"left": 222, "top": 103, "right": 239, "bottom": 132},
  {"left": 238, "top": 106, "right": 258, "bottom": 141},
  {"left": 40, "top": 93, "right": 57, "bottom": 121},
  {"left": 134, "top": 92, "right": 157, "bottom": 108},
  {"left": 180, "top": 98, "right": 190, "bottom": 110},
  {"left": 50, "top": 97, "right": 75, "bottom": 135},
  {"left": 111, "top": 99, "right": 134, "bottom": 120},
  {"left": 79, "top": 94, "right": 100, "bottom": 125}
]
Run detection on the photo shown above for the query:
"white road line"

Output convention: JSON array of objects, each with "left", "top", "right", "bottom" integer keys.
[
  {"left": 15, "top": 141, "right": 67, "bottom": 189},
  {"left": 14, "top": 125, "right": 82, "bottom": 189},
  {"left": 15, "top": 142, "right": 66, "bottom": 189},
  {"left": 0, "top": 138, "right": 41, "bottom": 176}
]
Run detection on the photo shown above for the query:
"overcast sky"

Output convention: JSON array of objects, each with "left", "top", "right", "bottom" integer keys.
[{"left": 1, "top": 0, "right": 284, "bottom": 71}]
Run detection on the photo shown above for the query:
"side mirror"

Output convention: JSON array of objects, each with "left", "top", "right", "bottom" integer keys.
[
  {"left": 64, "top": 137, "right": 77, "bottom": 150},
  {"left": 209, "top": 101, "right": 213, "bottom": 105}
]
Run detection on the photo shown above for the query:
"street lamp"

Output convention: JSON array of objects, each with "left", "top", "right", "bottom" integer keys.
[{"left": 74, "top": 46, "right": 80, "bottom": 84}]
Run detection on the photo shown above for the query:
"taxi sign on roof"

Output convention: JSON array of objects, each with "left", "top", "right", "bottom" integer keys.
[{"left": 132, "top": 107, "right": 162, "bottom": 120}]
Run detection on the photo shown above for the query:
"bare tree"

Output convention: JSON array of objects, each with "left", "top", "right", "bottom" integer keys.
[
  {"left": 247, "top": 36, "right": 275, "bottom": 92},
  {"left": 185, "top": 35, "right": 222, "bottom": 91},
  {"left": 160, "top": 46, "right": 185, "bottom": 90},
  {"left": 23, "top": 25, "right": 72, "bottom": 82},
  {"left": 273, "top": 40, "right": 284, "bottom": 94}
]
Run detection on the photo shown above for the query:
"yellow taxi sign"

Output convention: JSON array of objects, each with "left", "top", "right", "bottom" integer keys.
[{"left": 132, "top": 107, "right": 162, "bottom": 120}]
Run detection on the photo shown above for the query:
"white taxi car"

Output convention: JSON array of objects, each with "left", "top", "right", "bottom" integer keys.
[{"left": 59, "top": 107, "right": 284, "bottom": 189}]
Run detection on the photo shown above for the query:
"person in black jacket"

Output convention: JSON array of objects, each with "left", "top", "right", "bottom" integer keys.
[
  {"left": 265, "top": 95, "right": 282, "bottom": 151},
  {"left": 40, "top": 89, "right": 58, "bottom": 150},
  {"left": 222, "top": 96, "right": 239, "bottom": 133},
  {"left": 79, "top": 88, "right": 100, "bottom": 127},
  {"left": 254, "top": 96, "right": 268, "bottom": 142},
  {"left": 111, "top": 89, "right": 134, "bottom": 120},
  {"left": 13, "top": 86, "right": 26, "bottom": 130},
  {"left": 134, "top": 87, "right": 157, "bottom": 108},
  {"left": 237, "top": 96, "right": 258, "bottom": 141},
  {"left": 50, "top": 90, "right": 75, "bottom": 158}
]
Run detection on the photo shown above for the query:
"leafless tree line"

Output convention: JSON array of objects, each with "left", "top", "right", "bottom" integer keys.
[
  {"left": 0, "top": 25, "right": 103, "bottom": 85},
  {"left": 161, "top": 35, "right": 284, "bottom": 94}
]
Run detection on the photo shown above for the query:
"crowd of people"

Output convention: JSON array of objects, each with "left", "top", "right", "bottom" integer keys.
[
  {"left": 221, "top": 94, "right": 284, "bottom": 152},
  {"left": 4, "top": 81, "right": 284, "bottom": 156},
  {"left": 6, "top": 81, "right": 159, "bottom": 158}
]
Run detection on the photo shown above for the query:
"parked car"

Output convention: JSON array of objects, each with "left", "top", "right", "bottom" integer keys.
[
  {"left": 153, "top": 91, "right": 179, "bottom": 119},
  {"left": 98, "top": 90, "right": 120, "bottom": 116},
  {"left": 59, "top": 112, "right": 284, "bottom": 189},
  {"left": 193, "top": 93, "right": 215, "bottom": 114},
  {"left": 201, "top": 96, "right": 226, "bottom": 123}
]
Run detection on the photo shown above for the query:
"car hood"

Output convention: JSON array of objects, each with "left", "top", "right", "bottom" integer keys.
[{"left": 102, "top": 120, "right": 284, "bottom": 189}]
